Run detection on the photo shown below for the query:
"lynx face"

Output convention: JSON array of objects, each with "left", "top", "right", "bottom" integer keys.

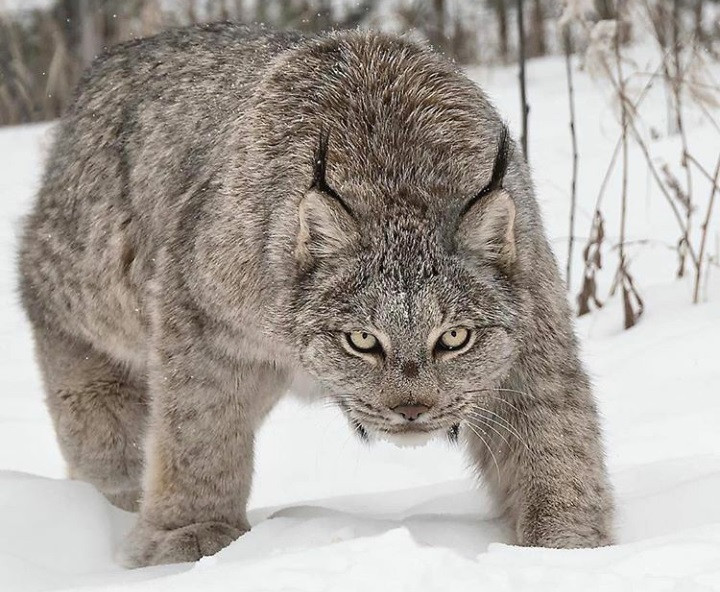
[{"left": 295, "top": 131, "right": 522, "bottom": 444}]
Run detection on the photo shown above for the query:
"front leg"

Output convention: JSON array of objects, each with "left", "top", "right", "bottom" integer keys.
[
  {"left": 122, "top": 324, "right": 288, "bottom": 567},
  {"left": 465, "top": 370, "right": 614, "bottom": 548}
]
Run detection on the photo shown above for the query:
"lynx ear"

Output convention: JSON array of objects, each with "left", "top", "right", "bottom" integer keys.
[
  {"left": 295, "top": 189, "right": 359, "bottom": 265},
  {"left": 456, "top": 189, "right": 516, "bottom": 268}
]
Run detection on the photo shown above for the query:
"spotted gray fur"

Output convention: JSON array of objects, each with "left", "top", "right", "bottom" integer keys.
[{"left": 18, "top": 22, "right": 614, "bottom": 567}]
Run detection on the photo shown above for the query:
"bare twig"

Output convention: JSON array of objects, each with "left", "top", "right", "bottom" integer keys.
[
  {"left": 694, "top": 156, "right": 720, "bottom": 303},
  {"left": 564, "top": 25, "right": 579, "bottom": 289},
  {"left": 625, "top": 70, "right": 720, "bottom": 94},
  {"left": 608, "top": 238, "right": 679, "bottom": 251},
  {"left": 616, "top": 24, "right": 628, "bottom": 271},
  {"left": 615, "top": 0, "right": 641, "bottom": 329},
  {"left": 661, "top": 163, "right": 693, "bottom": 274},
  {"left": 695, "top": 100, "right": 720, "bottom": 135},
  {"left": 517, "top": 0, "right": 529, "bottom": 160},
  {"left": 686, "top": 153, "right": 720, "bottom": 192},
  {"left": 625, "top": 114, "right": 699, "bottom": 266},
  {"left": 592, "top": 65, "right": 662, "bottom": 213},
  {"left": 671, "top": 0, "right": 693, "bottom": 278}
]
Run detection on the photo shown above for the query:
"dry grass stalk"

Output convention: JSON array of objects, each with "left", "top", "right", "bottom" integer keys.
[
  {"left": 621, "top": 269, "right": 645, "bottom": 329},
  {"left": 694, "top": 156, "right": 720, "bottom": 304},
  {"left": 577, "top": 212, "right": 606, "bottom": 316},
  {"left": 661, "top": 162, "right": 693, "bottom": 276}
]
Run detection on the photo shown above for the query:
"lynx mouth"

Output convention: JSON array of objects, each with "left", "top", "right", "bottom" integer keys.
[
  {"left": 340, "top": 399, "right": 460, "bottom": 446},
  {"left": 378, "top": 429, "right": 441, "bottom": 448},
  {"left": 350, "top": 418, "right": 461, "bottom": 447}
]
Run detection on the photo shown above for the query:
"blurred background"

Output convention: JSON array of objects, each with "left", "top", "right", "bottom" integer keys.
[{"left": 0, "top": 0, "right": 717, "bottom": 127}]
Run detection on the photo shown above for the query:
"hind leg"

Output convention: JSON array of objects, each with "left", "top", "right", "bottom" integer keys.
[{"left": 35, "top": 329, "right": 148, "bottom": 512}]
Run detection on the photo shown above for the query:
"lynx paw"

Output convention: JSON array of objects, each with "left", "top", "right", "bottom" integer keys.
[
  {"left": 517, "top": 519, "right": 613, "bottom": 549},
  {"left": 121, "top": 519, "right": 246, "bottom": 567}
]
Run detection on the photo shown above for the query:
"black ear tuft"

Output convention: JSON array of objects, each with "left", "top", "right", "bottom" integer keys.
[
  {"left": 455, "top": 126, "right": 516, "bottom": 269},
  {"left": 296, "top": 131, "right": 358, "bottom": 266},
  {"left": 462, "top": 124, "right": 512, "bottom": 215},
  {"left": 311, "top": 130, "right": 331, "bottom": 192},
  {"left": 310, "top": 130, "right": 353, "bottom": 217}
]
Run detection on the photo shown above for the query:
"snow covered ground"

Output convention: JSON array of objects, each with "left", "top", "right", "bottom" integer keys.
[{"left": 1, "top": 44, "right": 719, "bottom": 591}]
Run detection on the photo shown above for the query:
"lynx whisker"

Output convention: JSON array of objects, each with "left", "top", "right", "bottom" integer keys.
[
  {"left": 464, "top": 416, "right": 513, "bottom": 451},
  {"left": 460, "top": 418, "right": 502, "bottom": 483},
  {"left": 462, "top": 389, "right": 536, "bottom": 418},
  {"left": 464, "top": 408, "right": 530, "bottom": 451}
]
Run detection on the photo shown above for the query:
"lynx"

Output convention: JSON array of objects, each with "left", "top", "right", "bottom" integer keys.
[{"left": 18, "top": 24, "right": 614, "bottom": 566}]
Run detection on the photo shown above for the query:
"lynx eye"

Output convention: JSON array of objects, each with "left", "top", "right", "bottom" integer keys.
[
  {"left": 347, "top": 331, "right": 380, "bottom": 353},
  {"left": 436, "top": 327, "right": 471, "bottom": 352}
]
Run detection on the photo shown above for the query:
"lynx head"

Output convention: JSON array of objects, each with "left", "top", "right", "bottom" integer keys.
[{"left": 292, "top": 128, "right": 523, "bottom": 445}]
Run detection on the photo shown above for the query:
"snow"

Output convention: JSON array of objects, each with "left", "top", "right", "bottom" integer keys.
[{"left": 1, "top": 45, "right": 719, "bottom": 591}]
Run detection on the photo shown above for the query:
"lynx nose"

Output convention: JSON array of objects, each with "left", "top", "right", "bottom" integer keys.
[{"left": 392, "top": 404, "right": 430, "bottom": 422}]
